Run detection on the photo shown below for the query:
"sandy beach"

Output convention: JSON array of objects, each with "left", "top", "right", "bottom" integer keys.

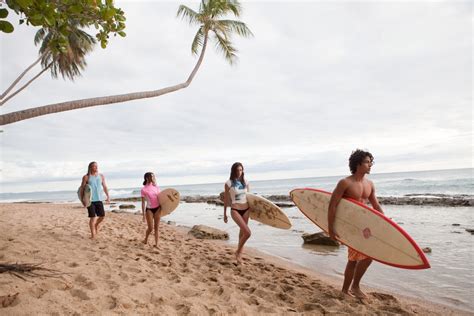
[{"left": 0, "top": 203, "right": 468, "bottom": 315}]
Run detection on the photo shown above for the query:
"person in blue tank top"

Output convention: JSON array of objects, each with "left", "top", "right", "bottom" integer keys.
[{"left": 79, "top": 161, "right": 110, "bottom": 239}]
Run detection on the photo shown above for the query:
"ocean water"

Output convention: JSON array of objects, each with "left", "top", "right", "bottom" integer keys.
[
  {"left": 1, "top": 168, "right": 472, "bottom": 202},
  {"left": 1, "top": 168, "right": 473, "bottom": 311}
]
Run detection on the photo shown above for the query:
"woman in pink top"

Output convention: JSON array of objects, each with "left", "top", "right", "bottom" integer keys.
[{"left": 141, "top": 172, "right": 161, "bottom": 247}]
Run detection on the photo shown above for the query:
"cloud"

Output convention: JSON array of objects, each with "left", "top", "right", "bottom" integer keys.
[{"left": 1, "top": 1, "right": 471, "bottom": 192}]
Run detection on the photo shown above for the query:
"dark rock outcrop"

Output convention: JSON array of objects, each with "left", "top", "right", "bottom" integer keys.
[
  {"left": 302, "top": 232, "right": 340, "bottom": 246},
  {"left": 188, "top": 225, "right": 229, "bottom": 240}
]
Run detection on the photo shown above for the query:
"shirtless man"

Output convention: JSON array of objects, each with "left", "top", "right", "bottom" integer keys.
[{"left": 328, "top": 149, "right": 384, "bottom": 298}]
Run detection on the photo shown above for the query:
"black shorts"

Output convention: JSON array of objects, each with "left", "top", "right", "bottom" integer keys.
[
  {"left": 146, "top": 206, "right": 161, "bottom": 214},
  {"left": 87, "top": 201, "right": 105, "bottom": 218}
]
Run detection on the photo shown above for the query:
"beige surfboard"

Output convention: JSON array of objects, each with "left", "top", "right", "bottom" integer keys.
[
  {"left": 219, "top": 191, "right": 292, "bottom": 229},
  {"left": 159, "top": 188, "right": 180, "bottom": 217},
  {"left": 77, "top": 184, "right": 92, "bottom": 207},
  {"left": 290, "top": 188, "right": 430, "bottom": 269}
]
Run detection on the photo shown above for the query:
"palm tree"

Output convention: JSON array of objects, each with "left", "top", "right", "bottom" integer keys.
[
  {"left": 0, "top": 0, "right": 253, "bottom": 126},
  {"left": 0, "top": 26, "right": 96, "bottom": 105}
]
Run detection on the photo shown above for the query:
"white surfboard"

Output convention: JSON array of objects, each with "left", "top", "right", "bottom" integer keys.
[
  {"left": 290, "top": 188, "right": 430, "bottom": 269},
  {"left": 159, "top": 188, "right": 180, "bottom": 217},
  {"left": 219, "top": 192, "right": 292, "bottom": 229},
  {"left": 77, "top": 184, "right": 92, "bottom": 207}
]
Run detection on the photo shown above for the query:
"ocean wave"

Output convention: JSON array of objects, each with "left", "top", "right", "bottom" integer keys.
[{"left": 109, "top": 189, "right": 139, "bottom": 197}]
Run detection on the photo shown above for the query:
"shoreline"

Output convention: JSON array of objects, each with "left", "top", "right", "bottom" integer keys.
[
  {"left": 0, "top": 203, "right": 470, "bottom": 315},
  {"left": 111, "top": 193, "right": 474, "bottom": 207}
]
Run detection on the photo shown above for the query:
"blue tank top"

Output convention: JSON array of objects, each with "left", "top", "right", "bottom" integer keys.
[{"left": 88, "top": 175, "right": 103, "bottom": 202}]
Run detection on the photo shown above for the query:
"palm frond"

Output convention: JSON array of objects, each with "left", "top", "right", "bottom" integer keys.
[
  {"left": 191, "top": 26, "right": 205, "bottom": 55},
  {"left": 217, "top": 20, "right": 253, "bottom": 38},
  {"left": 34, "top": 28, "right": 46, "bottom": 45},
  {"left": 177, "top": 5, "right": 200, "bottom": 25},
  {"left": 208, "top": 0, "right": 242, "bottom": 19},
  {"left": 213, "top": 32, "right": 237, "bottom": 65},
  {"left": 226, "top": 0, "right": 242, "bottom": 18}
]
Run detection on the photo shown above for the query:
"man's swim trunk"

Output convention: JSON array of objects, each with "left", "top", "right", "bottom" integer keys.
[
  {"left": 87, "top": 201, "right": 105, "bottom": 218},
  {"left": 348, "top": 247, "right": 369, "bottom": 261}
]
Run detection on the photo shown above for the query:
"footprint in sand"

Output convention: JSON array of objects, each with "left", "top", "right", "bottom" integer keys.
[
  {"left": 278, "top": 292, "right": 295, "bottom": 304},
  {"left": 118, "top": 272, "right": 129, "bottom": 281},
  {"left": 74, "top": 275, "right": 98, "bottom": 290},
  {"left": 70, "top": 289, "right": 90, "bottom": 300},
  {"left": 107, "top": 280, "right": 119, "bottom": 290},
  {"left": 174, "top": 303, "right": 191, "bottom": 314},
  {"left": 29, "top": 286, "right": 48, "bottom": 299},
  {"left": 105, "top": 295, "right": 118, "bottom": 309},
  {"left": 303, "top": 303, "right": 327, "bottom": 313},
  {"left": 246, "top": 295, "right": 260, "bottom": 306}
]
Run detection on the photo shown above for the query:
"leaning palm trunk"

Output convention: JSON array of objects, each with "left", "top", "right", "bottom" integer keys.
[
  {"left": 0, "top": 34, "right": 208, "bottom": 126},
  {"left": 0, "top": 53, "right": 46, "bottom": 100},
  {"left": 0, "top": 62, "right": 53, "bottom": 106}
]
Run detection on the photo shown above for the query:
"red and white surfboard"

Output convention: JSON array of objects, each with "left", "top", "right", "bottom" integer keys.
[{"left": 290, "top": 188, "right": 430, "bottom": 269}]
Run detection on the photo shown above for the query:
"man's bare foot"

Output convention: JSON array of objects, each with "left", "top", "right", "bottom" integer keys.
[
  {"left": 143, "top": 239, "right": 148, "bottom": 245},
  {"left": 340, "top": 290, "right": 355, "bottom": 299},
  {"left": 153, "top": 244, "right": 159, "bottom": 248},
  {"left": 90, "top": 235, "right": 96, "bottom": 240},
  {"left": 350, "top": 287, "right": 368, "bottom": 299}
]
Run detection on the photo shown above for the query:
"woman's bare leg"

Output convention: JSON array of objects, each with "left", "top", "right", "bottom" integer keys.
[
  {"left": 143, "top": 210, "right": 153, "bottom": 244},
  {"left": 153, "top": 211, "right": 161, "bottom": 247},
  {"left": 231, "top": 210, "right": 251, "bottom": 263}
]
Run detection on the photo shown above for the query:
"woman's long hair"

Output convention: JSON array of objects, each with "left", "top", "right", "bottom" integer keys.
[
  {"left": 143, "top": 172, "right": 154, "bottom": 186},
  {"left": 87, "top": 161, "right": 97, "bottom": 176},
  {"left": 229, "top": 162, "right": 246, "bottom": 187}
]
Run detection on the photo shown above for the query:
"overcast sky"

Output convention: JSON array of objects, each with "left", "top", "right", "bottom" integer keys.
[{"left": 1, "top": 0, "right": 472, "bottom": 193}]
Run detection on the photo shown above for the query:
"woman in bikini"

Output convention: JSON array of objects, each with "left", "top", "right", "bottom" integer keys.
[
  {"left": 141, "top": 172, "right": 161, "bottom": 247},
  {"left": 223, "top": 162, "right": 251, "bottom": 263}
]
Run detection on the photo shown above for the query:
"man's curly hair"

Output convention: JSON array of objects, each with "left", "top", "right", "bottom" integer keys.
[{"left": 349, "top": 149, "right": 374, "bottom": 174}]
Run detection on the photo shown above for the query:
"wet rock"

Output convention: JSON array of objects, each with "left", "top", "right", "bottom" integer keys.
[
  {"left": 422, "top": 247, "right": 432, "bottom": 253},
  {"left": 302, "top": 232, "right": 340, "bottom": 246},
  {"left": 167, "top": 221, "right": 176, "bottom": 226},
  {"left": 112, "top": 197, "right": 141, "bottom": 202},
  {"left": 378, "top": 196, "right": 473, "bottom": 207},
  {"left": 465, "top": 228, "right": 474, "bottom": 234},
  {"left": 119, "top": 204, "right": 135, "bottom": 209},
  {"left": 111, "top": 210, "right": 128, "bottom": 213},
  {"left": 452, "top": 223, "right": 461, "bottom": 226},
  {"left": 182, "top": 195, "right": 219, "bottom": 203},
  {"left": 274, "top": 202, "right": 294, "bottom": 208},
  {"left": 189, "top": 225, "right": 229, "bottom": 240}
]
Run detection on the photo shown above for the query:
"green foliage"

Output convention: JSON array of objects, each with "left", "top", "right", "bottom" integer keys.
[
  {"left": 0, "top": 7, "right": 14, "bottom": 33},
  {"left": 2, "top": 0, "right": 126, "bottom": 51},
  {"left": 177, "top": 0, "right": 253, "bottom": 65}
]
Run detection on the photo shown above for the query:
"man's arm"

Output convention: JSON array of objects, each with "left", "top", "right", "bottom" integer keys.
[
  {"left": 368, "top": 181, "right": 384, "bottom": 214},
  {"left": 328, "top": 179, "right": 348, "bottom": 240},
  {"left": 101, "top": 174, "right": 110, "bottom": 203}
]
